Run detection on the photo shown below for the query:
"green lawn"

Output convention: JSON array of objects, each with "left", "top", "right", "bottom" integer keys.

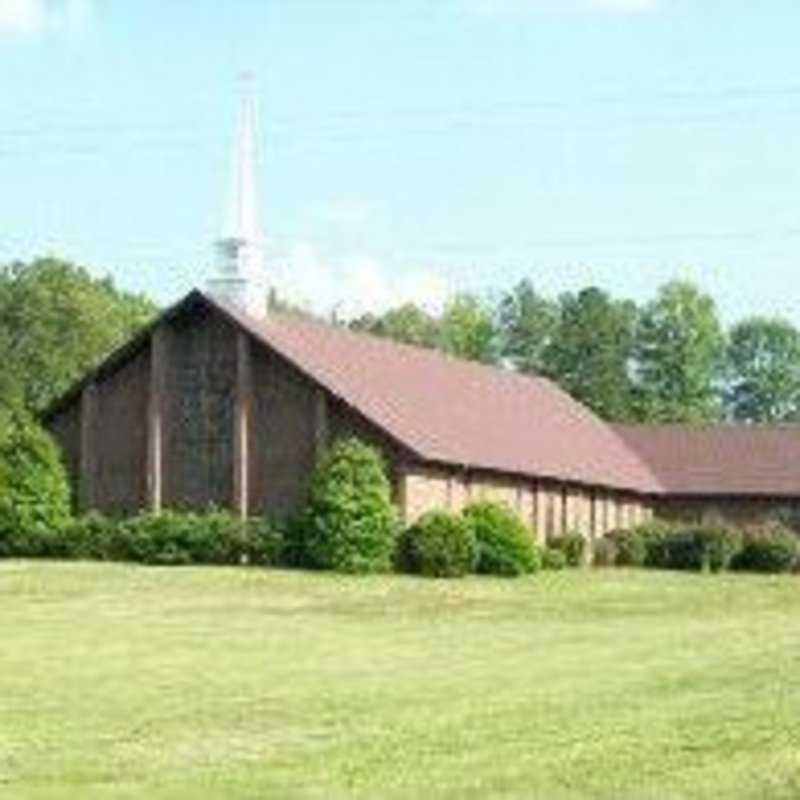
[{"left": 1, "top": 562, "right": 800, "bottom": 799}]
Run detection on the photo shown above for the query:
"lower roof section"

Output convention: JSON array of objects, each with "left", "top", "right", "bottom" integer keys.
[{"left": 615, "top": 424, "right": 800, "bottom": 498}]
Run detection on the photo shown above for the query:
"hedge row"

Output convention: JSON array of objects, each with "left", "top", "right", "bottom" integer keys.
[
  {"left": 3, "top": 509, "right": 283, "bottom": 567},
  {"left": 0, "top": 435, "right": 552, "bottom": 580},
  {"left": 599, "top": 520, "right": 799, "bottom": 574},
  {"left": 0, "top": 501, "right": 553, "bottom": 580},
  {"left": 6, "top": 414, "right": 795, "bottom": 579}
]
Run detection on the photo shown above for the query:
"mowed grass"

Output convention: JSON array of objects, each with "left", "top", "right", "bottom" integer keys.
[{"left": 1, "top": 563, "right": 800, "bottom": 799}]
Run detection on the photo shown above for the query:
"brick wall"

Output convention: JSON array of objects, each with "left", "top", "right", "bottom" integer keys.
[
  {"left": 398, "top": 463, "right": 655, "bottom": 542},
  {"left": 654, "top": 496, "right": 800, "bottom": 530}
]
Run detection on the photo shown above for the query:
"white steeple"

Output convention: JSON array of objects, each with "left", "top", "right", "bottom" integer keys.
[{"left": 208, "top": 72, "right": 265, "bottom": 317}]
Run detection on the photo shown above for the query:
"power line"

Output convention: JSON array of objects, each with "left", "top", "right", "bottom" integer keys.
[
  {"left": 5, "top": 225, "right": 800, "bottom": 260},
  {"left": 0, "top": 105, "right": 796, "bottom": 161},
  {"left": 4, "top": 80, "right": 800, "bottom": 140}
]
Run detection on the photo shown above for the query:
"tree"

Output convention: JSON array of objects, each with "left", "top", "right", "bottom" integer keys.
[
  {"left": 541, "top": 287, "right": 638, "bottom": 420},
  {"left": 725, "top": 317, "right": 800, "bottom": 422},
  {"left": 496, "top": 279, "right": 557, "bottom": 373},
  {"left": 0, "top": 404, "right": 71, "bottom": 557},
  {"left": 633, "top": 280, "right": 725, "bottom": 423},
  {"left": 349, "top": 303, "right": 440, "bottom": 349},
  {"left": 266, "top": 288, "right": 321, "bottom": 320},
  {"left": 0, "top": 258, "right": 156, "bottom": 412},
  {"left": 439, "top": 293, "right": 497, "bottom": 364}
]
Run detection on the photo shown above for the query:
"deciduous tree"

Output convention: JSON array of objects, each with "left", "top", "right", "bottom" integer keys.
[
  {"left": 725, "top": 316, "right": 800, "bottom": 422},
  {"left": 633, "top": 280, "right": 725, "bottom": 423},
  {"left": 542, "top": 287, "right": 638, "bottom": 421},
  {"left": 496, "top": 279, "right": 557, "bottom": 374},
  {"left": 349, "top": 303, "right": 440, "bottom": 349},
  {"left": 440, "top": 293, "right": 497, "bottom": 364},
  {"left": 0, "top": 258, "right": 156, "bottom": 411}
]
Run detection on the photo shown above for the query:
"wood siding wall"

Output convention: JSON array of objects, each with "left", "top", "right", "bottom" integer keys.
[
  {"left": 45, "top": 305, "right": 414, "bottom": 521},
  {"left": 161, "top": 309, "right": 237, "bottom": 510},
  {"left": 46, "top": 399, "right": 82, "bottom": 510},
  {"left": 249, "top": 344, "right": 318, "bottom": 517},
  {"left": 89, "top": 347, "right": 150, "bottom": 514}
]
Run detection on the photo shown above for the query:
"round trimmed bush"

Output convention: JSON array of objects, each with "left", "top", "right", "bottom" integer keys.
[
  {"left": 605, "top": 529, "right": 647, "bottom": 567},
  {"left": 693, "top": 526, "right": 743, "bottom": 572},
  {"left": 304, "top": 438, "right": 398, "bottom": 574},
  {"left": 548, "top": 533, "right": 586, "bottom": 567},
  {"left": 635, "top": 519, "right": 674, "bottom": 568},
  {"left": 731, "top": 528, "right": 798, "bottom": 574},
  {"left": 398, "top": 510, "right": 478, "bottom": 578},
  {"left": 0, "top": 408, "right": 71, "bottom": 558},
  {"left": 652, "top": 525, "right": 743, "bottom": 572},
  {"left": 542, "top": 547, "right": 567, "bottom": 571},
  {"left": 462, "top": 500, "right": 540, "bottom": 576},
  {"left": 591, "top": 536, "right": 618, "bottom": 567}
]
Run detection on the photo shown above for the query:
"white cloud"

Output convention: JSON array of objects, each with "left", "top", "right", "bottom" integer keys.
[
  {"left": 469, "top": 0, "right": 659, "bottom": 17},
  {"left": 0, "top": 0, "right": 94, "bottom": 38},
  {"left": 270, "top": 243, "right": 450, "bottom": 319}
]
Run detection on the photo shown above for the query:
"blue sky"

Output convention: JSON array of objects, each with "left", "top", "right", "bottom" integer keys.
[{"left": 1, "top": 0, "right": 799, "bottom": 321}]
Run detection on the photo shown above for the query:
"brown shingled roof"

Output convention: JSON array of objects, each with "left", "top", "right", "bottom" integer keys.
[
  {"left": 615, "top": 424, "right": 800, "bottom": 497},
  {"left": 212, "top": 293, "right": 661, "bottom": 494}
]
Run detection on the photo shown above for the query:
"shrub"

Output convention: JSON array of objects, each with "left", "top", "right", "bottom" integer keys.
[
  {"left": 651, "top": 525, "right": 743, "bottom": 573},
  {"left": 18, "top": 508, "right": 286, "bottom": 567},
  {"left": 397, "top": 510, "right": 478, "bottom": 578},
  {"left": 49, "top": 511, "right": 117, "bottom": 560},
  {"left": 591, "top": 536, "right": 618, "bottom": 567},
  {"left": 244, "top": 517, "right": 285, "bottom": 567},
  {"left": 731, "top": 527, "right": 798, "bottom": 574},
  {"left": 115, "top": 512, "right": 192, "bottom": 565},
  {"left": 115, "top": 510, "right": 250, "bottom": 566},
  {"left": 548, "top": 533, "right": 586, "bottom": 567},
  {"left": 462, "top": 500, "right": 540, "bottom": 576},
  {"left": 605, "top": 529, "right": 647, "bottom": 567},
  {"left": 542, "top": 547, "right": 567, "bottom": 571},
  {"left": 0, "top": 408, "right": 71, "bottom": 558},
  {"left": 694, "top": 526, "right": 743, "bottom": 572},
  {"left": 636, "top": 519, "right": 675, "bottom": 568},
  {"left": 272, "top": 511, "right": 316, "bottom": 569},
  {"left": 304, "top": 439, "right": 398, "bottom": 573}
]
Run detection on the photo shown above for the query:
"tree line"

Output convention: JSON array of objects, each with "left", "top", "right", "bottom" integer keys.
[
  {"left": 350, "top": 280, "right": 800, "bottom": 425},
  {"left": 2, "top": 257, "right": 800, "bottom": 426},
  {"left": 0, "top": 258, "right": 156, "bottom": 413}
]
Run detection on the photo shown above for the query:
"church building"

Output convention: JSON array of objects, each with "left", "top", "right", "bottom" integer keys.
[{"left": 41, "top": 79, "right": 800, "bottom": 542}]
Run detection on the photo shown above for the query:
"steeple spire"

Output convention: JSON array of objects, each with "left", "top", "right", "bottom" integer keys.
[{"left": 208, "top": 72, "right": 265, "bottom": 317}]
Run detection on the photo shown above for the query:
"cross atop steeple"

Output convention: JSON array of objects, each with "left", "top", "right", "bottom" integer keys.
[{"left": 208, "top": 72, "right": 265, "bottom": 317}]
